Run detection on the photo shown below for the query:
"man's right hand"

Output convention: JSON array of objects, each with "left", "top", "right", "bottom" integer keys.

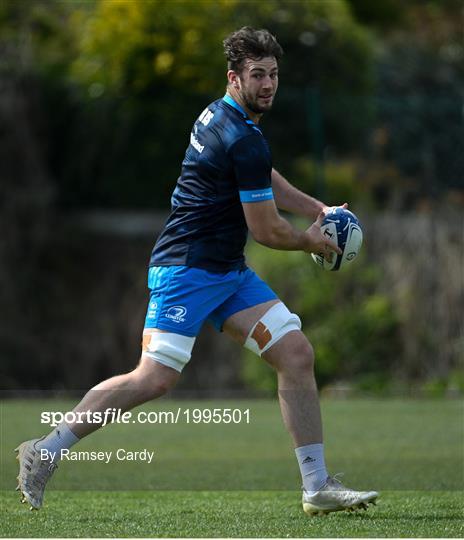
[
  {"left": 304, "top": 211, "right": 342, "bottom": 262},
  {"left": 242, "top": 198, "right": 341, "bottom": 258}
]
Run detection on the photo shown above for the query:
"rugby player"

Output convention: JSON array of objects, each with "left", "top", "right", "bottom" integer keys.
[{"left": 16, "top": 27, "right": 378, "bottom": 515}]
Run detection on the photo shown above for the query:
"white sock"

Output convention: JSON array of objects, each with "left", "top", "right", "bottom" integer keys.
[
  {"left": 36, "top": 422, "right": 80, "bottom": 461},
  {"left": 295, "top": 443, "right": 328, "bottom": 494}
]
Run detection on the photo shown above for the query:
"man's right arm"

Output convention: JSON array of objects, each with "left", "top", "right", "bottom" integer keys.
[
  {"left": 242, "top": 199, "right": 341, "bottom": 259},
  {"left": 229, "top": 134, "right": 340, "bottom": 259}
]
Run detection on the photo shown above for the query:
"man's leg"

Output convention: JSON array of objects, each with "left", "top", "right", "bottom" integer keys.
[
  {"left": 223, "top": 302, "right": 326, "bottom": 481},
  {"left": 223, "top": 301, "right": 378, "bottom": 515},
  {"left": 16, "top": 329, "right": 181, "bottom": 509},
  {"left": 263, "top": 332, "right": 323, "bottom": 444},
  {"left": 223, "top": 300, "right": 322, "bottom": 445},
  {"left": 67, "top": 340, "right": 180, "bottom": 438}
]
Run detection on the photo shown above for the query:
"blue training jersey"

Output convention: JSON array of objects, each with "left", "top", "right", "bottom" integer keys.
[{"left": 150, "top": 94, "right": 274, "bottom": 272}]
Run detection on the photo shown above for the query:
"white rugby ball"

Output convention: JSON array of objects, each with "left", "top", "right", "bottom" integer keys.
[{"left": 311, "top": 207, "right": 363, "bottom": 271}]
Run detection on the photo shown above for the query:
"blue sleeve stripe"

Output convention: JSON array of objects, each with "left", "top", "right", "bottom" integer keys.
[{"left": 239, "top": 188, "right": 274, "bottom": 203}]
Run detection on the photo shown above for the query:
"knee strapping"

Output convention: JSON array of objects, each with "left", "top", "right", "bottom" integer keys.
[
  {"left": 244, "top": 302, "right": 302, "bottom": 357},
  {"left": 142, "top": 332, "right": 195, "bottom": 372}
]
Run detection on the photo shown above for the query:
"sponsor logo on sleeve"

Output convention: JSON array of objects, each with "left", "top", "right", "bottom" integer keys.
[{"left": 190, "top": 133, "right": 204, "bottom": 153}]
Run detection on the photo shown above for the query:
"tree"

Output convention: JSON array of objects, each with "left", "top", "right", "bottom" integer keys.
[{"left": 65, "top": 0, "right": 374, "bottom": 207}]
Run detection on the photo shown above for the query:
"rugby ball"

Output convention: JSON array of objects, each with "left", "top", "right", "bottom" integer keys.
[{"left": 311, "top": 207, "right": 363, "bottom": 271}]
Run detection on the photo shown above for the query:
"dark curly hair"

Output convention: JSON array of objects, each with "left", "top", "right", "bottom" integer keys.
[{"left": 223, "top": 27, "right": 283, "bottom": 73}]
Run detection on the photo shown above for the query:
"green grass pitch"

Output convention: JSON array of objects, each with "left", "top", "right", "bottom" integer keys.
[{"left": 1, "top": 398, "right": 463, "bottom": 537}]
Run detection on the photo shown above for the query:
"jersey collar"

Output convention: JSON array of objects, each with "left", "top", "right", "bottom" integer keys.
[
  {"left": 223, "top": 94, "right": 249, "bottom": 118},
  {"left": 222, "top": 94, "right": 262, "bottom": 133}
]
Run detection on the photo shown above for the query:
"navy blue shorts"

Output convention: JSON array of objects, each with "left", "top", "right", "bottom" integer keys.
[{"left": 144, "top": 266, "right": 277, "bottom": 337}]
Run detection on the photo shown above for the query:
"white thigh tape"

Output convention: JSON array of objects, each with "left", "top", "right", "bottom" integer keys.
[
  {"left": 143, "top": 332, "right": 195, "bottom": 372},
  {"left": 244, "top": 302, "right": 302, "bottom": 357}
]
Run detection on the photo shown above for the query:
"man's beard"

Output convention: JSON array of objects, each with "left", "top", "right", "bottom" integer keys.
[{"left": 240, "top": 89, "right": 273, "bottom": 114}]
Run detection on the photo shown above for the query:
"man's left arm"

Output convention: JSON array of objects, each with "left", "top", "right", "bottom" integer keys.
[{"left": 271, "top": 168, "right": 328, "bottom": 221}]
